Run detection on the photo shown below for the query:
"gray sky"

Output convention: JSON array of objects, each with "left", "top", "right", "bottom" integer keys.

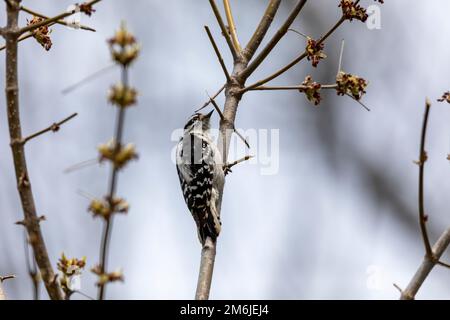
[{"left": 1, "top": 0, "right": 450, "bottom": 300}]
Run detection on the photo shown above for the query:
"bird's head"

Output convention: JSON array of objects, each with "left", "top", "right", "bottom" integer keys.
[{"left": 183, "top": 110, "right": 214, "bottom": 134}]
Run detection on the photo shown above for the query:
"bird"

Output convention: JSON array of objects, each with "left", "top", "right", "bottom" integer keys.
[{"left": 176, "top": 110, "right": 224, "bottom": 245}]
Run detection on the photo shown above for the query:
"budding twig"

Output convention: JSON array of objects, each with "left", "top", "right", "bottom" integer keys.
[
  {"left": 243, "top": 15, "right": 347, "bottom": 92},
  {"left": 19, "top": 0, "right": 102, "bottom": 35},
  {"left": 20, "top": 6, "right": 96, "bottom": 32},
  {"left": 417, "top": 98, "right": 433, "bottom": 257},
  {"left": 15, "top": 113, "right": 78, "bottom": 146}
]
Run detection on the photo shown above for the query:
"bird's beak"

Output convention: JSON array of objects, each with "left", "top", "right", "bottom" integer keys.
[{"left": 202, "top": 110, "right": 214, "bottom": 120}]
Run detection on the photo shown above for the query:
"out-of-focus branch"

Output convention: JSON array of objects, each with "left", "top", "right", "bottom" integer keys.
[
  {"left": 3, "top": 0, "right": 63, "bottom": 300},
  {"left": 400, "top": 228, "right": 450, "bottom": 300}
]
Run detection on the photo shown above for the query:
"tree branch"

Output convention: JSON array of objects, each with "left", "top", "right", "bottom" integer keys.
[
  {"left": 4, "top": 0, "right": 63, "bottom": 300},
  {"left": 242, "top": 0, "right": 281, "bottom": 62},
  {"left": 243, "top": 16, "right": 346, "bottom": 92},
  {"left": 208, "top": 0, "right": 239, "bottom": 60},
  {"left": 204, "top": 26, "right": 231, "bottom": 82},
  {"left": 18, "top": 0, "right": 101, "bottom": 35},
  {"left": 417, "top": 99, "right": 433, "bottom": 256},
  {"left": 247, "top": 84, "right": 337, "bottom": 91},
  {"left": 195, "top": 237, "right": 217, "bottom": 299},
  {"left": 400, "top": 228, "right": 450, "bottom": 300},
  {"left": 0, "top": 275, "right": 16, "bottom": 300},
  {"left": 11, "top": 113, "right": 78, "bottom": 146},
  {"left": 223, "top": 0, "right": 241, "bottom": 52},
  {"left": 20, "top": 5, "right": 96, "bottom": 32},
  {"left": 241, "top": 0, "right": 307, "bottom": 79}
]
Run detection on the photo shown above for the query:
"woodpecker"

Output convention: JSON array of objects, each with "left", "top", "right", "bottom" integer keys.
[{"left": 176, "top": 110, "right": 224, "bottom": 245}]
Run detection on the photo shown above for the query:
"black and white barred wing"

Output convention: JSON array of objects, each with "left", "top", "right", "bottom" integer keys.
[{"left": 176, "top": 133, "right": 221, "bottom": 244}]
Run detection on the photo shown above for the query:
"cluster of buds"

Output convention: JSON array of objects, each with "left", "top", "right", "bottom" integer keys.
[
  {"left": 91, "top": 265, "right": 124, "bottom": 286},
  {"left": 98, "top": 140, "right": 138, "bottom": 170},
  {"left": 27, "top": 16, "right": 52, "bottom": 51},
  {"left": 299, "top": 76, "right": 322, "bottom": 106},
  {"left": 305, "top": 38, "right": 326, "bottom": 68},
  {"left": 79, "top": 2, "right": 96, "bottom": 16},
  {"left": 88, "top": 196, "right": 129, "bottom": 220},
  {"left": 438, "top": 92, "right": 450, "bottom": 104},
  {"left": 339, "top": 0, "right": 384, "bottom": 22},
  {"left": 109, "top": 84, "right": 138, "bottom": 108},
  {"left": 57, "top": 253, "right": 86, "bottom": 298},
  {"left": 336, "top": 71, "right": 368, "bottom": 100},
  {"left": 108, "top": 23, "right": 140, "bottom": 67}
]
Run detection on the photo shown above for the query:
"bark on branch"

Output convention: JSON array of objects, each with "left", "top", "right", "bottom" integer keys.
[{"left": 3, "top": 0, "right": 63, "bottom": 300}]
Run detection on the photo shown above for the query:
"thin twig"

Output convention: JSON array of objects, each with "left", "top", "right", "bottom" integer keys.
[
  {"left": 223, "top": 0, "right": 241, "bottom": 52},
  {"left": 204, "top": 26, "right": 231, "bottom": 82},
  {"left": 0, "top": 275, "right": 16, "bottom": 282},
  {"left": 208, "top": 93, "right": 250, "bottom": 149},
  {"left": 0, "top": 274, "right": 15, "bottom": 300},
  {"left": 3, "top": 0, "right": 63, "bottom": 300},
  {"left": 417, "top": 99, "right": 433, "bottom": 256},
  {"left": 248, "top": 84, "right": 338, "bottom": 91},
  {"left": 242, "top": 0, "right": 281, "bottom": 62},
  {"left": 223, "top": 155, "right": 253, "bottom": 175},
  {"left": 16, "top": 113, "right": 78, "bottom": 145},
  {"left": 64, "top": 158, "right": 99, "bottom": 174},
  {"left": 195, "top": 84, "right": 225, "bottom": 113},
  {"left": 19, "top": 0, "right": 102, "bottom": 35},
  {"left": 208, "top": 0, "right": 239, "bottom": 60},
  {"left": 243, "top": 16, "right": 346, "bottom": 92},
  {"left": 241, "top": 0, "right": 307, "bottom": 79},
  {"left": 20, "top": 5, "right": 96, "bottom": 32},
  {"left": 62, "top": 64, "right": 116, "bottom": 94}
]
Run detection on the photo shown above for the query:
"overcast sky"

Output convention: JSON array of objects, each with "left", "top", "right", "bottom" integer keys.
[{"left": 1, "top": 0, "right": 450, "bottom": 300}]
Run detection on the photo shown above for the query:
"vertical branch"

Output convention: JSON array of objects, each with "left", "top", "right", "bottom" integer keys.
[
  {"left": 195, "top": 237, "right": 217, "bottom": 300},
  {"left": 94, "top": 23, "right": 139, "bottom": 300},
  {"left": 208, "top": 0, "right": 239, "bottom": 60},
  {"left": 97, "top": 66, "right": 128, "bottom": 301},
  {"left": 400, "top": 99, "right": 450, "bottom": 300},
  {"left": 417, "top": 99, "right": 433, "bottom": 256},
  {"left": 3, "top": 0, "right": 63, "bottom": 300},
  {"left": 223, "top": 0, "right": 241, "bottom": 52}
]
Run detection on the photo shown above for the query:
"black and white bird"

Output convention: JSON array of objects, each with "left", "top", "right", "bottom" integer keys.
[{"left": 176, "top": 111, "right": 224, "bottom": 244}]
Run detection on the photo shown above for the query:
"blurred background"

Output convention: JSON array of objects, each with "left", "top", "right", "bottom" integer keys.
[{"left": 1, "top": 0, "right": 450, "bottom": 300}]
